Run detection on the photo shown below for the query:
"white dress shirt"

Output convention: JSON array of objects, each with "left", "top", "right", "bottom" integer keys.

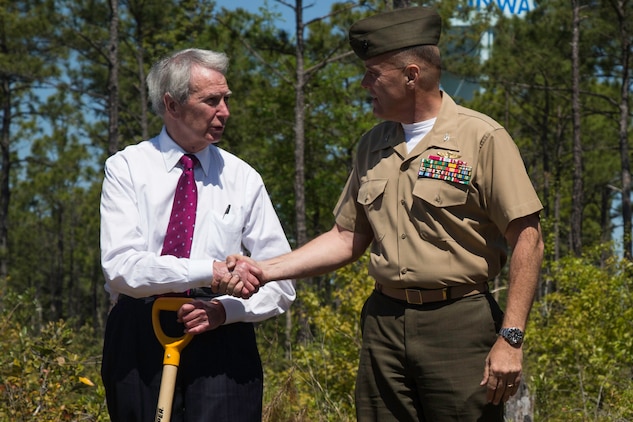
[{"left": 100, "top": 127, "right": 295, "bottom": 324}]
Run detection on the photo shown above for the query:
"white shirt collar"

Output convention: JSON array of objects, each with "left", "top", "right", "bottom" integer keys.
[{"left": 157, "top": 127, "right": 213, "bottom": 177}]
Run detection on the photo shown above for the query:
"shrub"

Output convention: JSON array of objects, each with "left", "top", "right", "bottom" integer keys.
[
  {"left": 0, "top": 289, "right": 107, "bottom": 421},
  {"left": 260, "top": 255, "right": 372, "bottom": 421},
  {"left": 527, "top": 252, "right": 633, "bottom": 421}
]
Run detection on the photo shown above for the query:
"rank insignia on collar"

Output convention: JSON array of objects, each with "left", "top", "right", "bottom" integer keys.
[{"left": 418, "top": 155, "right": 472, "bottom": 185}]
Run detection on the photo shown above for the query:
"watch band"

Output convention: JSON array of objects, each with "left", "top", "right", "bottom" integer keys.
[{"left": 499, "top": 327, "right": 524, "bottom": 346}]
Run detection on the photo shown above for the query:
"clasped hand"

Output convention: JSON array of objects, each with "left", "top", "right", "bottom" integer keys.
[
  {"left": 176, "top": 256, "right": 263, "bottom": 335},
  {"left": 211, "top": 255, "right": 263, "bottom": 299}
]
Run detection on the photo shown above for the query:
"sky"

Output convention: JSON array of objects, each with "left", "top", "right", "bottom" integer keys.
[
  {"left": 212, "top": 0, "right": 539, "bottom": 23},
  {"left": 213, "top": 0, "right": 342, "bottom": 29}
]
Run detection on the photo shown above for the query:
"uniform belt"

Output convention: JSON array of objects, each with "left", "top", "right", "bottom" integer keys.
[{"left": 375, "top": 282, "right": 488, "bottom": 305}]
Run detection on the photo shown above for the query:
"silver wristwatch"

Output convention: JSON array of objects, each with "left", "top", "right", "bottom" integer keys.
[{"left": 499, "top": 327, "right": 524, "bottom": 347}]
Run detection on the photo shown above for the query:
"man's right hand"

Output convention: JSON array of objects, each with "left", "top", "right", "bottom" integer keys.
[{"left": 211, "top": 258, "right": 263, "bottom": 298}]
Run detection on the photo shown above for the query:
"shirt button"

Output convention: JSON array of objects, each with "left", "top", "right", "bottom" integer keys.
[
  {"left": 435, "top": 195, "right": 442, "bottom": 204},
  {"left": 401, "top": 268, "right": 408, "bottom": 275},
  {"left": 400, "top": 199, "right": 406, "bottom": 205},
  {"left": 401, "top": 233, "right": 406, "bottom": 239}
]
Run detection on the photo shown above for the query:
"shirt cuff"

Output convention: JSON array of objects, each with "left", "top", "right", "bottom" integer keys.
[
  {"left": 214, "top": 296, "right": 246, "bottom": 324},
  {"left": 187, "top": 259, "right": 214, "bottom": 288}
]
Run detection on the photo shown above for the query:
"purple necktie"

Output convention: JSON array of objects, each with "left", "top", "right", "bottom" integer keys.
[{"left": 161, "top": 154, "right": 198, "bottom": 258}]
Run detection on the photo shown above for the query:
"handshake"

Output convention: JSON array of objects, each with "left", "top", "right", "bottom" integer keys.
[
  {"left": 177, "top": 255, "right": 269, "bottom": 335},
  {"left": 177, "top": 255, "right": 266, "bottom": 335},
  {"left": 210, "top": 254, "right": 265, "bottom": 299}
]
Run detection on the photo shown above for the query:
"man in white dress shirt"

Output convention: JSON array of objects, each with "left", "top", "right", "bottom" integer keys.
[{"left": 100, "top": 48, "right": 295, "bottom": 421}]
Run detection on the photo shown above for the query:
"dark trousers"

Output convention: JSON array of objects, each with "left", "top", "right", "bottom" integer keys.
[
  {"left": 101, "top": 296, "right": 263, "bottom": 422},
  {"left": 355, "top": 290, "right": 505, "bottom": 421}
]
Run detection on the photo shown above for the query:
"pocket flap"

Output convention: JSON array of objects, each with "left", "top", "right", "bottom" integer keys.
[
  {"left": 357, "top": 179, "right": 388, "bottom": 206},
  {"left": 413, "top": 178, "right": 468, "bottom": 208}
]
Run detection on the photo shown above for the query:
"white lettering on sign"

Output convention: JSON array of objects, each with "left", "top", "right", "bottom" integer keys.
[{"left": 468, "top": 0, "right": 534, "bottom": 15}]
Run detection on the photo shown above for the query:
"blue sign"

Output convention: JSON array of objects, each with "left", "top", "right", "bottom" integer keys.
[{"left": 468, "top": 0, "right": 535, "bottom": 15}]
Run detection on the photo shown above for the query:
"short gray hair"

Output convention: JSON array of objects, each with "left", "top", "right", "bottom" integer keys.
[{"left": 147, "top": 48, "right": 230, "bottom": 117}]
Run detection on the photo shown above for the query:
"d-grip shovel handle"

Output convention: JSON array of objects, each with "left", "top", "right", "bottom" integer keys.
[
  {"left": 152, "top": 297, "right": 194, "bottom": 364},
  {"left": 152, "top": 297, "right": 194, "bottom": 422}
]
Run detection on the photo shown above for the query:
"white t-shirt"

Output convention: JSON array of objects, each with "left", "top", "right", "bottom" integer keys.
[{"left": 402, "top": 118, "right": 437, "bottom": 153}]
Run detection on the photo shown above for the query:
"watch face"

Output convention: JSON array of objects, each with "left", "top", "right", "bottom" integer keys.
[{"left": 502, "top": 328, "right": 524, "bottom": 345}]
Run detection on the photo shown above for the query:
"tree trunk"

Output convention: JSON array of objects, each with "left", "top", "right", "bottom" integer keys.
[
  {"left": 294, "top": 0, "right": 307, "bottom": 249},
  {"left": 136, "top": 48, "right": 149, "bottom": 141},
  {"left": 0, "top": 78, "right": 11, "bottom": 285},
  {"left": 287, "top": 0, "right": 309, "bottom": 357},
  {"left": 107, "top": 0, "right": 120, "bottom": 156},
  {"left": 570, "top": 0, "right": 583, "bottom": 256},
  {"left": 505, "top": 383, "right": 533, "bottom": 421},
  {"left": 614, "top": 0, "right": 632, "bottom": 259}
]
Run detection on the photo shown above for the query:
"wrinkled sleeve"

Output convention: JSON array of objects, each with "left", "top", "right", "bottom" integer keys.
[
  {"left": 100, "top": 154, "right": 211, "bottom": 300},
  {"left": 478, "top": 129, "right": 543, "bottom": 234}
]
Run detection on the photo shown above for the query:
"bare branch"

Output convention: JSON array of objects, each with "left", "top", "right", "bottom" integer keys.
[{"left": 214, "top": 15, "right": 294, "bottom": 86}]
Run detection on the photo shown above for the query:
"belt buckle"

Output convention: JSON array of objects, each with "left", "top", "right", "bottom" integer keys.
[{"left": 405, "top": 289, "right": 423, "bottom": 305}]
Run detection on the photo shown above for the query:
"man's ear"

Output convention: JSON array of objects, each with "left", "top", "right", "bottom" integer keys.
[
  {"left": 164, "top": 94, "right": 179, "bottom": 118},
  {"left": 404, "top": 64, "right": 420, "bottom": 86}
]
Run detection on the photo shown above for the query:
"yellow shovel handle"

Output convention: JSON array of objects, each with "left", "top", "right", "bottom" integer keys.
[
  {"left": 152, "top": 297, "right": 194, "bottom": 422},
  {"left": 151, "top": 297, "right": 194, "bottom": 365}
]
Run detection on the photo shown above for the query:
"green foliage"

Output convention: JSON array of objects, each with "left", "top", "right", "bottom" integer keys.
[
  {"left": 259, "top": 255, "right": 373, "bottom": 421},
  {"left": 9, "top": 95, "right": 104, "bottom": 323},
  {"left": 466, "top": 0, "right": 626, "bottom": 255},
  {"left": 3, "top": 0, "right": 633, "bottom": 420},
  {"left": 527, "top": 249, "right": 633, "bottom": 421},
  {"left": 0, "top": 288, "right": 107, "bottom": 421}
]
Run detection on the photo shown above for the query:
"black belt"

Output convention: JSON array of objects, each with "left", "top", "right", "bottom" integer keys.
[
  {"left": 117, "top": 287, "right": 219, "bottom": 303},
  {"left": 375, "top": 282, "right": 488, "bottom": 305}
]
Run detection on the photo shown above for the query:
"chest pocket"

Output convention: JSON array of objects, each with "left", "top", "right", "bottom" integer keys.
[
  {"left": 357, "top": 179, "right": 388, "bottom": 240},
  {"left": 413, "top": 145, "right": 478, "bottom": 208},
  {"left": 412, "top": 150, "right": 473, "bottom": 208},
  {"left": 358, "top": 179, "right": 388, "bottom": 207},
  {"left": 412, "top": 178, "right": 469, "bottom": 208}
]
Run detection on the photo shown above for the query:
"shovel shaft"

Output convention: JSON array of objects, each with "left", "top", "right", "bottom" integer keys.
[{"left": 155, "top": 364, "right": 178, "bottom": 422}]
